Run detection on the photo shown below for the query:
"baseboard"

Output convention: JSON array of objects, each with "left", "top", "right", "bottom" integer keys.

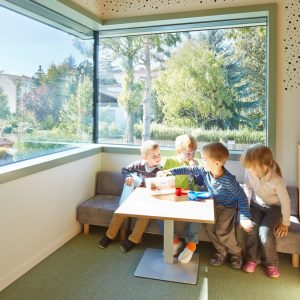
[{"left": 0, "top": 225, "right": 81, "bottom": 292}]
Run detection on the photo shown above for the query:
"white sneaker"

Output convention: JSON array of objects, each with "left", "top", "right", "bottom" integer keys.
[
  {"left": 173, "top": 240, "right": 183, "bottom": 256},
  {"left": 178, "top": 247, "right": 194, "bottom": 263}
]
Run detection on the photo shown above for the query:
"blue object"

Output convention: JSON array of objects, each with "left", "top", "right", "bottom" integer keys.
[
  {"left": 119, "top": 173, "right": 143, "bottom": 205},
  {"left": 188, "top": 191, "right": 211, "bottom": 201}
]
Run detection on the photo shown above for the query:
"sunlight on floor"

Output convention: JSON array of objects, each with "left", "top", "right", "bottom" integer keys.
[{"left": 198, "top": 265, "right": 208, "bottom": 300}]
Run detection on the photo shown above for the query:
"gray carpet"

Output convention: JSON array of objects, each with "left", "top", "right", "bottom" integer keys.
[{"left": 1, "top": 226, "right": 300, "bottom": 300}]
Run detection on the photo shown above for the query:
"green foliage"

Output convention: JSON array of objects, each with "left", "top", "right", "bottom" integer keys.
[
  {"left": 154, "top": 41, "right": 234, "bottom": 129},
  {"left": 226, "top": 27, "right": 266, "bottom": 129},
  {"left": 0, "top": 147, "right": 13, "bottom": 165},
  {"left": 134, "top": 123, "right": 265, "bottom": 144},
  {"left": 19, "top": 84, "right": 58, "bottom": 129},
  {"left": 58, "top": 75, "right": 93, "bottom": 141},
  {"left": 99, "top": 122, "right": 124, "bottom": 138},
  {"left": 118, "top": 74, "right": 143, "bottom": 113},
  {"left": 0, "top": 88, "right": 10, "bottom": 119}
]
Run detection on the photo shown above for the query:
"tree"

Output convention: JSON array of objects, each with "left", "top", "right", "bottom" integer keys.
[
  {"left": 102, "top": 37, "right": 143, "bottom": 143},
  {"left": 0, "top": 88, "right": 10, "bottom": 119},
  {"left": 154, "top": 41, "right": 234, "bottom": 129},
  {"left": 59, "top": 75, "right": 93, "bottom": 139},
  {"left": 137, "top": 33, "right": 181, "bottom": 141},
  {"left": 227, "top": 27, "right": 266, "bottom": 130},
  {"left": 20, "top": 84, "right": 58, "bottom": 129}
]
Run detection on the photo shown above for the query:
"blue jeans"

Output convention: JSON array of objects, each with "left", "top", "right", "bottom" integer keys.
[{"left": 157, "top": 220, "right": 200, "bottom": 243}]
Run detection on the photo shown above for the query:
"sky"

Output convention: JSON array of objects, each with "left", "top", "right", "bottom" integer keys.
[{"left": 0, "top": 6, "right": 92, "bottom": 77}]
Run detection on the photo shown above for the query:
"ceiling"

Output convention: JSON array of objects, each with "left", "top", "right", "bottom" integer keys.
[{"left": 60, "top": 0, "right": 258, "bottom": 21}]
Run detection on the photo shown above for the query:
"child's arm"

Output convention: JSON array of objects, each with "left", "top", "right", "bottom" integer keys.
[
  {"left": 157, "top": 169, "right": 172, "bottom": 177},
  {"left": 121, "top": 162, "right": 140, "bottom": 183},
  {"left": 170, "top": 165, "right": 203, "bottom": 177},
  {"left": 243, "top": 171, "right": 253, "bottom": 205},
  {"left": 229, "top": 177, "right": 252, "bottom": 232},
  {"left": 276, "top": 178, "right": 291, "bottom": 226},
  {"left": 274, "top": 178, "right": 291, "bottom": 237},
  {"left": 157, "top": 165, "right": 203, "bottom": 177}
]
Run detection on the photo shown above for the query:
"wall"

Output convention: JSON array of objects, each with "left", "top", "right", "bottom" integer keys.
[
  {"left": 71, "top": 0, "right": 300, "bottom": 186},
  {"left": 0, "top": 154, "right": 102, "bottom": 291}
]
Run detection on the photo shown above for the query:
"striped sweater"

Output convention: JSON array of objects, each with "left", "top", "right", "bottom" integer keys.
[
  {"left": 170, "top": 165, "right": 251, "bottom": 220},
  {"left": 121, "top": 160, "right": 162, "bottom": 187}
]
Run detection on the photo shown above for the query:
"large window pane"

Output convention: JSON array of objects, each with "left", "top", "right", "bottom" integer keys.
[
  {"left": 99, "top": 25, "right": 267, "bottom": 151},
  {"left": 0, "top": 6, "right": 93, "bottom": 166}
]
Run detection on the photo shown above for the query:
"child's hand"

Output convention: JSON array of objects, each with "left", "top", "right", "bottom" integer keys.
[
  {"left": 157, "top": 170, "right": 171, "bottom": 177},
  {"left": 275, "top": 224, "right": 289, "bottom": 237},
  {"left": 125, "top": 177, "right": 133, "bottom": 186},
  {"left": 189, "top": 159, "right": 199, "bottom": 166},
  {"left": 240, "top": 219, "right": 253, "bottom": 232}
]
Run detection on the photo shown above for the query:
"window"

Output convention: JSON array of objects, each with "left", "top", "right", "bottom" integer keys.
[
  {"left": 98, "top": 19, "right": 268, "bottom": 151},
  {"left": 0, "top": 5, "right": 93, "bottom": 166}
]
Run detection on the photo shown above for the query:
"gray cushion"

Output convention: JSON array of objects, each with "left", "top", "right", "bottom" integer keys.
[
  {"left": 96, "top": 171, "right": 123, "bottom": 196},
  {"left": 77, "top": 195, "right": 120, "bottom": 226},
  {"left": 287, "top": 186, "right": 299, "bottom": 217}
]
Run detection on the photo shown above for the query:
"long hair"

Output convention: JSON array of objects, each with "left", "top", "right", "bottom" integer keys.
[{"left": 241, "top": 144, "right": 282, "bottom": 177}]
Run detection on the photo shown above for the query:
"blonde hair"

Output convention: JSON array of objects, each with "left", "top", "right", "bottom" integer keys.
[
  {"left": 175, "top": 134, "right": 197, "bottom": 153},
  {"left": 140, "top": 140, "right": 159, "bottom": 157},
  {"left": 241, "top": 144, "right": 282, "bottom": 177},
  {"left": 201, "top": 142, "right": 229, "bottom": 164}
]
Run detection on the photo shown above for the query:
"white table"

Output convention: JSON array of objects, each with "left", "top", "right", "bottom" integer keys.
[{"left": 115, "top": 187, "right": 214, "bottom": 284}]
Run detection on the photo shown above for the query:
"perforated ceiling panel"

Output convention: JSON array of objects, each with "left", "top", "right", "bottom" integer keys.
[
  {"left": 68, "top": 0, "right": 300, "bottom": 91},
  {"left": 284, "top": 0, "right": 300, "bottom": 90}
]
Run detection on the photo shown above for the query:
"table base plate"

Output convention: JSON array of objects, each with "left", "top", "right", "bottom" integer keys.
[{"left": 134, "top": 248, "right": 199, "bottom": 284}]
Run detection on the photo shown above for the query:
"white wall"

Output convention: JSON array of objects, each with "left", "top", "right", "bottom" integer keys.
[
  {"left": 1, "top": 0, "right": 300, "bottom": 292},
  {"left": 0, "top": 154, "right": 102, "bottom": 291}
]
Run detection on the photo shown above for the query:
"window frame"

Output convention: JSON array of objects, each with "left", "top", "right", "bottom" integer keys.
[
  {"left": 0, "top": 3, "right": 276, "bottom": 183},
  {"left": 97, "top": 4, "right": 276, "bottom": 153}
]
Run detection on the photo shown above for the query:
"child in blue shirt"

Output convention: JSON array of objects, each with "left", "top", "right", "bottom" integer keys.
[{"left": 158, "top": 142, "right": 252, "bottom": 269}]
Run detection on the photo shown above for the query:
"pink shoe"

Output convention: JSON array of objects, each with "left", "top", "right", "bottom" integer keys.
[
  {"left": 243, "top": 261, "right": 257, "bottom": 273},
  {"left": 266, "top": 265, "right": 280, "bottom": 278}
]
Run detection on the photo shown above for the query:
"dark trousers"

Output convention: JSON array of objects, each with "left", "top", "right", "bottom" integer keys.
[
  {"left": 245, "top": 201, "right": 281, "bottom": 266},
  {"left": 206, "top": 205, "right": 241, "bottom": 256}
]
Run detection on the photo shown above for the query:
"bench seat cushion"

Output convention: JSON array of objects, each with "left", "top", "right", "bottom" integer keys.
[{"left": 77, "top": 195, "right": 120, "bottom": 227}]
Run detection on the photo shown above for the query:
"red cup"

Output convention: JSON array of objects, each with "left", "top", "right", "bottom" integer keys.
[{"left": 175, "top": 188, "right": 182, "bottom": 196}]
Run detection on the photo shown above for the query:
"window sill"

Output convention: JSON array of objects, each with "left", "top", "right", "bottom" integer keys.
[
  {"left": 0, "top": 144, "right": 242, "bottom": 184},
  {"left": 0, "top": 144, "right": 102, "bottom": 184}
]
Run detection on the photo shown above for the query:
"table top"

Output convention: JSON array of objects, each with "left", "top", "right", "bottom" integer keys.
[{"left": 115, "top": 187, "right": 215, "bottom": 224}]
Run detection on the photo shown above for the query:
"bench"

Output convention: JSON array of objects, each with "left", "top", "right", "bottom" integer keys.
[{"left": 77, "top": 171, "right": 300, "bottom": 267}]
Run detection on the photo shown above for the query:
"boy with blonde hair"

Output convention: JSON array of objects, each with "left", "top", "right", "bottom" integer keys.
[
  {"left": 163, "top": 134, "right": 205, "bottom": 263},
  {"left": 158, "top": 142, "right": 252, "bottom": 269},
  {"left": 98, "top": 140, "right": 162, "bottom": 252}
]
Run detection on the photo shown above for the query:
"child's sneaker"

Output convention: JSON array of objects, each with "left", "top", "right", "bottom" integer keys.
[
  {"left": 209, "top": 253, "right": 227, "bottom": 266},
  {"left": 243, "top": 261, "right": 257, "bottom": 273},
  {"left": 178, "top": 247, "right": 194, "bottom": 263},
  {"left": 231, "top": 254, "right": 243, "bottom": 269},
  {"left": 266, "top": 265, "right": 280, "bottom": 278},
  {"left": 120, "top": 239, "right": 136, "bottom": 252},
  {"left": 98, "top": 235, "right": 111, "bottom": 248}
]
